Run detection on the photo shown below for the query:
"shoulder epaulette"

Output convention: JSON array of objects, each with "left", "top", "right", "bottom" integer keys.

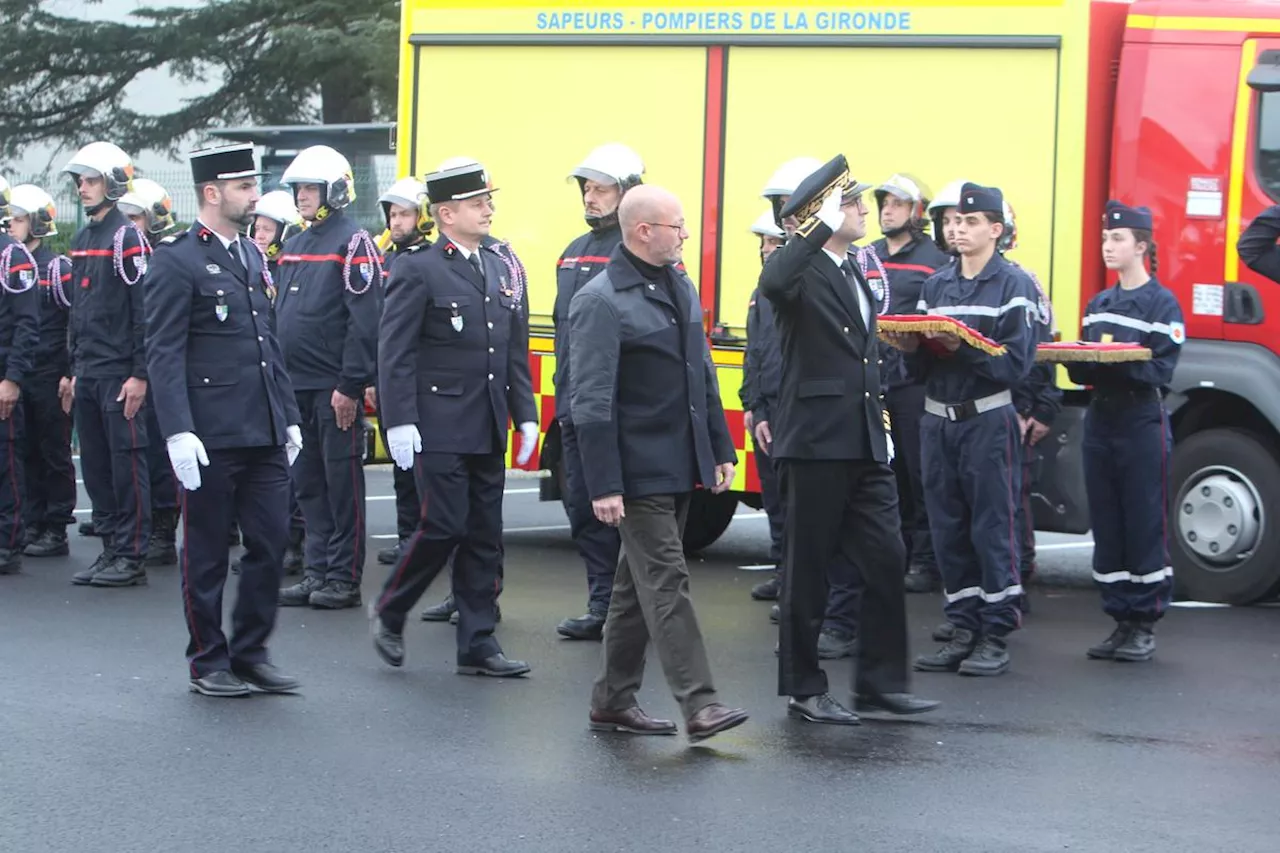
[{"left": 160, "top": 232, "right": 185, "bottom": 245}]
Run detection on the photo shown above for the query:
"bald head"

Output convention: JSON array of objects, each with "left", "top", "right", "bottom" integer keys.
[{"left": 619, "top": 185, "right": 686, "bottom": 267}]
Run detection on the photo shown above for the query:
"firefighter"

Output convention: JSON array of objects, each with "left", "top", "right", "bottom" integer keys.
[
  {"left": 756, "top": 157, "right": 861, "bottom": 660},
  {"left": 370, "top": 157, "right": 538, "bottom": 677},
  {"left": 119, "top": 178, "right": 182, "bottom": 568},
  {"left": 870, "top": 174, "right": 950, "bottom": 594},
  {"left": 7, "top": 185, "right": 76, "bottom": 559},
  {"left": 374, "top": 176, "right": 434, "bottom": 568},
  {"left": 890, "top": 183, "right": 1038, "bottom": 677},
  {"left": 739, "top": 209, "right": 786, "bottom": 602},
  {"left": 250, "top": 190, "right": 303, "bottom": 276},
  {"left": 0, "top": 177, "right": 42, "bottom": 573},
  {"left": 249, "top": 189, "right": 305, "bottom": 573},
  {"left": 274, "top": 145, "right": 380, "bottom": 611},
  {"left": 1069, "top": 201, "right": 1181, "bottom": 662},
  {"left": 552, "top": 143, "right": 643, "bottom": 641},
  {"left": 62, "top": 142, "right": 154, "bottom": 588},
  {"left": 144, "top": 143, "right": 302, "bottom": 696}
]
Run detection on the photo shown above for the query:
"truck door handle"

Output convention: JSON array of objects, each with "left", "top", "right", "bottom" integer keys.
[{"left": 1224, "top": 282, "right": 1265, "bottom": 325}]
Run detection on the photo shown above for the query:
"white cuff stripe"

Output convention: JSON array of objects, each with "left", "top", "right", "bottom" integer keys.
[
  {"left": 1092, "top": 567, "right": 1174, "bottom": 585},
  {"left": 943, "top": 584, "right": 1025, "bottom": 605}
]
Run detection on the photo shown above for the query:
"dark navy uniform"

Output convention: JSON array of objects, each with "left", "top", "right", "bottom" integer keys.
[
  {"left": 553, "top": 225, "right": 623, "bottom": 619},
  {"left": 21, "top": 246, "right": 76, "bottom": 544},
  {"left": 1068, "top": 259, "right": 1181, "bottom": 627},
  {"left": 372, "top": 227, "right": 537, "bottom": 667},
  {"left": 67, "top": 206, "right": 152, "bottom": 577},
  {"left": 1238, "top": 203, "right": 1280, "bottom": 282},
  {"left": 275, "top": 210, "right": 380, "bottom": 591},
  {"left": 905, "top": 186, "right": 1038, "bottom": 664},
  {"left": 0, "top": 235, "right": 41, "bottom": 565},
  {"left": 1010, "top": 264, "right": 1061, "bottom": 585},
  {"left": 871, "top": 235, "right": 949, "bottom": 579},
  {"left": 145, "top": 218, "right": 300, "bottom": 682}
]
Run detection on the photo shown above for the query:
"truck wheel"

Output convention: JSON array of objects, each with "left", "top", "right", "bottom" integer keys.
[
  {"left": 681, "top": 491, "right": 739, "bottom": 554},
  {"left": 1171, "top": 428, "right": 1280, "bottom": 604}
]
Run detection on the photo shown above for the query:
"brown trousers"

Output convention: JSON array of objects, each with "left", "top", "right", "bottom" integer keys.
[{"left": 590, "top": 493, "right": 719, "bottom": 721}]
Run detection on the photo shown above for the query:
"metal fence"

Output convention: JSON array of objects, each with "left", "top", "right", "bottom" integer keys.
[{"left": 8, "top": 159, "right": 400, "bottom": 242}]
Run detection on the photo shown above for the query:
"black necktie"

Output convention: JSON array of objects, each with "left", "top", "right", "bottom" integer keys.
[
  {"left": 229, "top": 238, "right": 249, "bottom": 277},
  {"left": 469, "top": 252, "right": 485, "bottom": 283},
  {"left": 841, "top": 260, "right": 865, "bottom": 326}
]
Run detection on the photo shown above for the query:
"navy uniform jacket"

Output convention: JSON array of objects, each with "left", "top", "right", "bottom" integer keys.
[
  {"left": 568, "top": 245, "right": 736, "bottom": 500},
  {"left": 1238, "top": 204, "right": 1280, "bottom": 283},
  {"left": 377, "top": 236, "right": 537, "bottom": 455},
  {"left": 1010, "top": 262, "right": 1062, "bottom": 425},
  {"left": 1066, "top": 278, "right": 1184, "bottom": 391},
  {"left": 30, "top": 245, "right": 73, "bottom": 379},
  {"left": 0, "top": 234, "right": 41, "bottom": 386},
  {"left": 68, "top": 205, "right": 148, "bottom": 381},
  {"left": 871, "top": 235, "right": 950, "bottom": 390},
  {"left": 274, "top": 210, "right": 380, "bottom": 400},
  {"left": 757, "top": 219, "right": 889, "bottom": 462},
  {"left": 739, "top": 285, "right": 781, "bottom": 427},
  {"left": 904, "top": 252, "right": 1039, "bottom": 404},
  {"left": 553, "top": 225, "right": 622, "bottom": 421},
  {"left": 143, "top": 223, "right": 301, "bottom": 449}
]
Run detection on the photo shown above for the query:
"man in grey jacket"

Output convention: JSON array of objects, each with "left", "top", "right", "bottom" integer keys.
[{"left": 568, "top": 185, "right": 748, "bottom": 743}]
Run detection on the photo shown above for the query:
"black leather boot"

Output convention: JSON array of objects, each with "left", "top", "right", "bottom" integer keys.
[
  {"left": 913, "top": 628, "right": 978, "bottom": 672},
  {"left": 958, "top": 635, "right": 1010, "bottom": 676},
  {"left": 145, "top": 509, "right": 178, "bottom": 567},
  {"left": 1113, "top": 620, "right": 1156, "bottom": 662}
]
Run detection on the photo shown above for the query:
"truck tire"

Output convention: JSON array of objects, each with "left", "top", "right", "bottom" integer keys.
[
  {"left": 681, "top": 491, "right": 739, "bottom": 554},
  {"left": 1170, "top": 428, "right": 1280, "bottom": 604}
]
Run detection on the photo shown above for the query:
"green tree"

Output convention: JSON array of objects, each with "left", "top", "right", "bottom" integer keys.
[{"left": 0, "top": 0, "right": 399, "bottom": 161}]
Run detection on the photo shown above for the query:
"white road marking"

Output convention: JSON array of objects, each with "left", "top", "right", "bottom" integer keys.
[{"left": 738, "top": 564, "right": 776, "bottom": 571}]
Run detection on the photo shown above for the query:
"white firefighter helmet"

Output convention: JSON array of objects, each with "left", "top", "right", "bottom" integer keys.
[
  {"left": 62, "top": 141, "right": 135, "bottom": 201},
  {"left": 999, "top": 199, "right": 1018, "bottom": 253},
  {"left": 379, "top": 176, "right": 432, "bottom": 234},
  {"left": 280, "top": 145, "right": 356, "bottom": 212},
  {"left": 252, "top": 190, "right": 304, "bottom": 259},
  {"left": 750, "top": 209, "right": 785, "bottom": 240},
  {"left": 926, "top": 179, "right": 971, "bottom": 215},
  {"left": 761, "top": 157, "right": 823, "bottom": 199},
  {"left": 117, "top": 178, "right": 175, "bottom": 235},
  {"left": 569, "top": 143, "right": 645, "bottom": 190},
  {"left": 0, "top": 175, "right": 10, "bottom": 221},
  {"left": 8, "top": 184, "right": 58, "bottom": 239}
]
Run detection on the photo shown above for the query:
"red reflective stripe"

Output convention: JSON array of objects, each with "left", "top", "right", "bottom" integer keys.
[
  {"left": 59, "top": 275, "right": 72, "bottom": 283},
  {"left": 8, "top": 263, "right": 33, "bottom": 273},
  {"left": 558, "top": 255, "right": 611, "bottom": 266},
  {"left": 70, "top": 249, "right": 113, "bottom": 258},
  {"left": 120, "top": 245, "right": 145, "bottom": 258},
  {"left": 279, "top": 253, "right": 344, "bottom": 263},
  {"left": 883, "top": 262, "right": 938, "bottom": 275}
]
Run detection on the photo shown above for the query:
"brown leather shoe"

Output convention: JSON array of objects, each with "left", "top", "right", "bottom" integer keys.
[
  {"left": 589, "top": 706, "right": 677, "bottom": 735},
  {"left": 686, "top": 703, "right": 749, "bottom": 742}
]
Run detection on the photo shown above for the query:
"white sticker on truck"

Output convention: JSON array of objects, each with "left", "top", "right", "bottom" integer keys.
[
  {"left": 1192, "top": 283, "right": 1224, "bottom": 316},
  {"left": 1186, "top": 190, "right": 1223, "bottom": 218}
]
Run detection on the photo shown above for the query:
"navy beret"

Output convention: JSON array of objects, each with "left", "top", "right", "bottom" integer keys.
[
  {"left": 957, "top": 182, "right": 1004, "bottom": 215},
  {"left": 1103, "top": 200, "right": 1153, "bottom": 231}
]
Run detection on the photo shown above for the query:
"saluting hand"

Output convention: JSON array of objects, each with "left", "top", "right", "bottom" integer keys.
[
  {"left": 59, "top": 377, "right": 75, "bottom": 415},
  {"left": 117, "top": 377, "right": 147, "bottom": 420},
  {"left": 0, "top": 380, "right": 19, "bottom": 421},
  {"left": 332, "top": 389, "right": 358, "bottom": 431},
  {"left": 593, "top": 495, "right": 625, "bottom": 527}
]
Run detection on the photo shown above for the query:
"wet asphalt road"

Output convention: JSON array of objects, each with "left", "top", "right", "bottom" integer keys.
[{"left": 1, "top": 466, "right": 1277, "bottom": 852}]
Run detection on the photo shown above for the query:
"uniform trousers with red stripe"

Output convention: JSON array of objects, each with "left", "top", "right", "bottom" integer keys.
[
  {"left": 179, "top": 446, "right": 289, "bottom": 677},
  {"left": 920, "top": 404, "right": 1023, "bottom": 637},
  {"left": 373, "top": 451, "right": 505, "bottom": 661},
  {"left": 292, "top": 389, "right": 367, "bottom": 584},
  {"left": 75, "top": 377, "right": 151, "bottom": 560}
]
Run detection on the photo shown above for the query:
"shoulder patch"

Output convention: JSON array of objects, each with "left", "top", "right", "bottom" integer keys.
[
  {"left": 1169, "top": 321, "right": 1186, "bottom": 345},
  {"left": 160, "top": 233, "right": 183, "bottom": 245}
]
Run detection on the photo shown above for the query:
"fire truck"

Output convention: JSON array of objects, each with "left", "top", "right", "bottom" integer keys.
[{"left": 393, "top": 0, "right": 1280, "bottom": 603}]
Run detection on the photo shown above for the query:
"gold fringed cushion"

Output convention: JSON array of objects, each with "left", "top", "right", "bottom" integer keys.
[
  {"left": 876, "top": 314, "right": 1007, "bottom": 356},
  {"left": 1035, "top": 342, "right": 1152, "bottom": 363}
]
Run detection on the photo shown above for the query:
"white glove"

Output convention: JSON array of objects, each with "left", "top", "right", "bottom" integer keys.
[
  {"left": 886, "top": 432, "right": 896, "bottom": 464},
  {"left": 167, "top": 432, "right": 209, "bottom": 491},
  {"left": 816, "top": 189, "right": 846, "bottom": 231},
  {"left": 516, "top": 421, "right": 539, "bottom": 466},
  {"left": 387, "top": 424, "right": 421, "bottom": 471},
  {"left": 285, "top": 425, "right": 303, "bottom": 467}
]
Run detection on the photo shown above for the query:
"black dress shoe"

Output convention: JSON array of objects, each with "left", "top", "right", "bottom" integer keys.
[
  {"left": 557, "top": 610, "right": 606, "bottom": 640},
  {"left": 420, "top": 594, "right": 456, "bottom": 622},
  {"left": 231, "top": 662, "right": 300, "bottom": 693},
  {"left": 25, "top": 528, "right": 69, "bottom": 558},
  {"left": 456, "top": 652, "right": 530, "bottom": 677},
  {"left": 371, "top": 615, "right": 404, "bottom": 667},
  {"left": 855, "top": 689, "right": 941, "bottom": 716},
  {"left": 190, "top": 670, "right": 251, "bottom": 697},
  {"left": 751, "top": 574, "right": 781, "bottom": 601},
  {"left": 787, "top": 693, "right": 860, "bottom": 725}
]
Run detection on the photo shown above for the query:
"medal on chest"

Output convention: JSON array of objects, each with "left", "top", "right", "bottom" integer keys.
[
  {"left": 450, "top": 300, "right": 464, "bottom": 333},
  {"left": 215, "top": 289, "right": 228, "bottom": 322}
]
